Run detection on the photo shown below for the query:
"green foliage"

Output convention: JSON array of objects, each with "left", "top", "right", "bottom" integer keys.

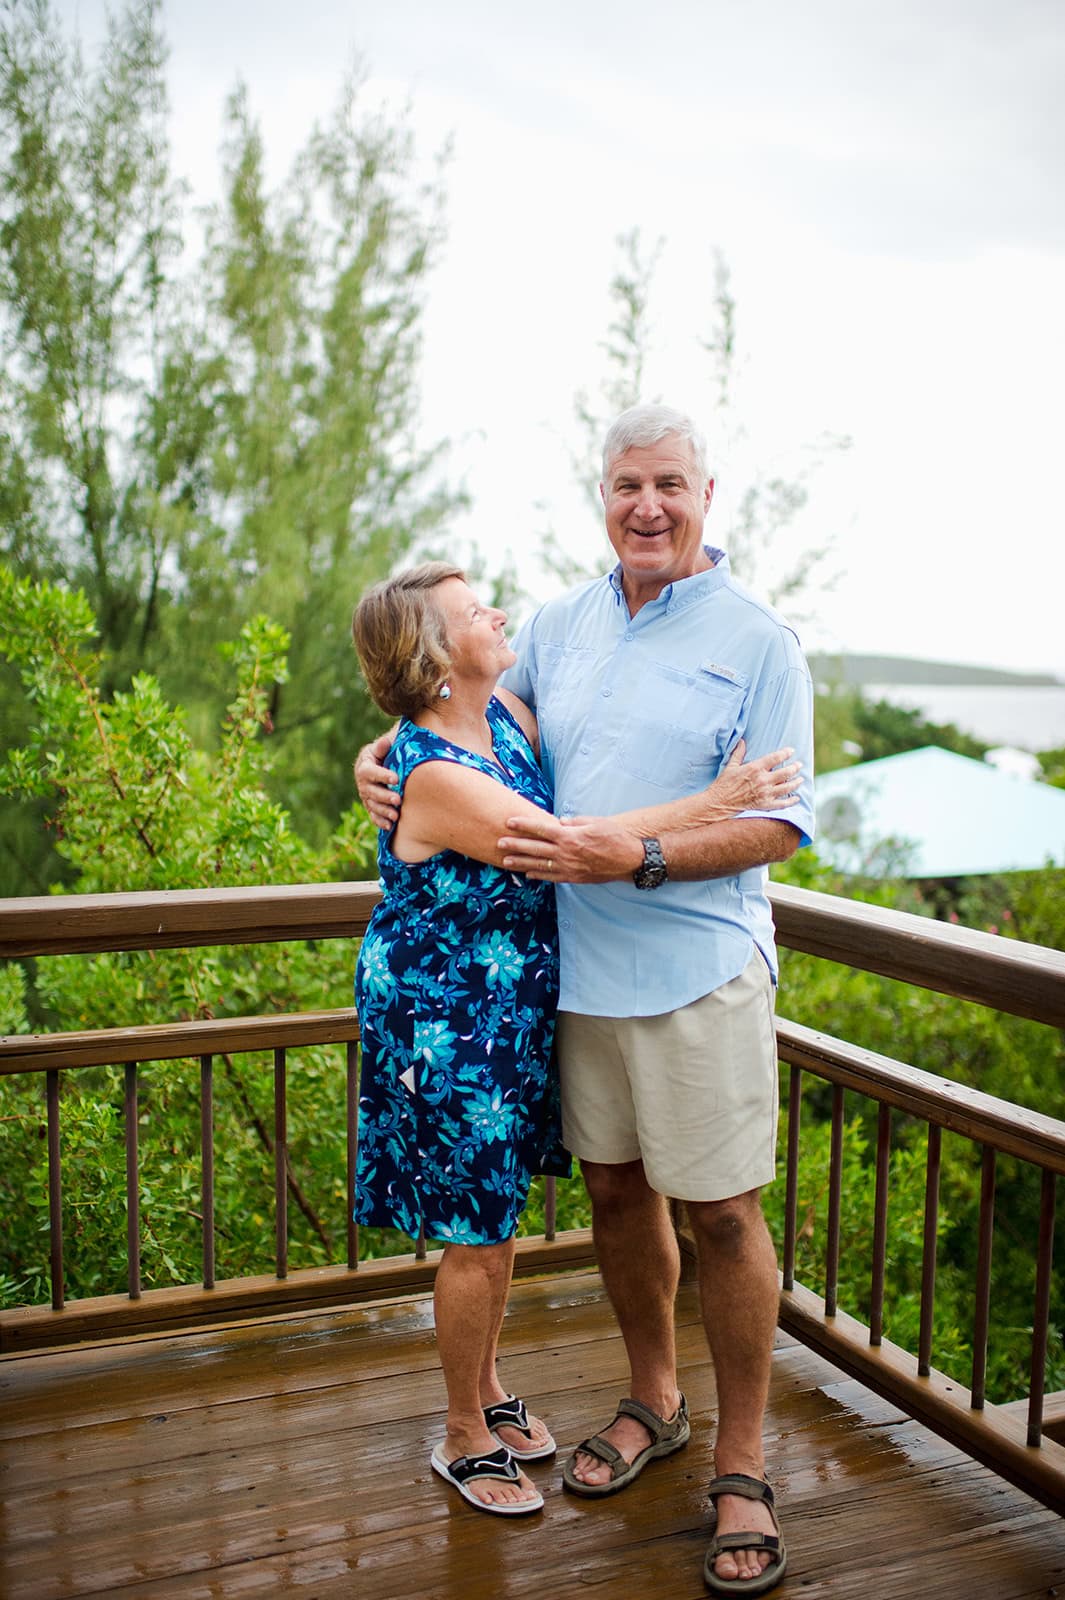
[
  {"left": 768, "top": 845, "right": 1065, "bottom": 1401},
  {"left": 1037, "top": 747, "right": 1065, "bottom": 790},
  {"left": 812, "top": 686, "right": 989, "bottom": 774},
  {"left": 762, "top": 1111, "right": 972, "bottom": 1376},
  {"left": 0, "top": 572, "right": 376, "bottom": 1302}
]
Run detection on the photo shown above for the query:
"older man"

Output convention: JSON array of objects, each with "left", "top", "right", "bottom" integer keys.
[{"left": 357, "top": 404, "right": 814, "bottom": 1595}]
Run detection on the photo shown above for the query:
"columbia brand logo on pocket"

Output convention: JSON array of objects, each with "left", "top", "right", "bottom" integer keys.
[{"left": 699, "top": 660, "right": 743, "bottom": 685}]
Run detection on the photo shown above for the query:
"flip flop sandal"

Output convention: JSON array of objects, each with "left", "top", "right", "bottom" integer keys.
[
  {"left": 704, "top": 1473, "right": 787, "bottom": 1596},
  {"left": 483, "top": 1394, "right": 557, "bottom": 1461},
  {"left": 430, "top": 1443, "right": 544, "bottom": 1516},
  {"left": 562, "top": 1393, "right": 691, "bottom": 1497}
]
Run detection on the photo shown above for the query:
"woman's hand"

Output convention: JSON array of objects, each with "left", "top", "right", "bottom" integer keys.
[
  {"left": 354, "top": 732, "right": 400, "bottom": 829},
  {"left": 703, "top": 740, "right": 801, "bottom": 822}
]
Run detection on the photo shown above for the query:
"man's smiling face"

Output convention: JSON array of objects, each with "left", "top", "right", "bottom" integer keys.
[{"left": 600, "top": 435, "right": 714, "bottom": 610}]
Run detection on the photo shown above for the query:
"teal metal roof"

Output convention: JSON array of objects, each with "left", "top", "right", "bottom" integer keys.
[{"left": 814, "top": 746, "right": 1065, "bottom": 878}]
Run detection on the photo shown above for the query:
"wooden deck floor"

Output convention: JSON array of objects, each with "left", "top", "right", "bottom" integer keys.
[{"left": 3, "top": 1270, "right": 1065, "bottom": 1600}]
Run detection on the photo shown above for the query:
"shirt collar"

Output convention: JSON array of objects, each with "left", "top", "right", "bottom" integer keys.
[{"left": 607, "top": 547, "right": 730, "bottom": 614}]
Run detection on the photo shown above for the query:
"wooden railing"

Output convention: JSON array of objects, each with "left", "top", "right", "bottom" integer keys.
[{"left": 2, "top": 881, "right": 1065, "bottom": 1515}]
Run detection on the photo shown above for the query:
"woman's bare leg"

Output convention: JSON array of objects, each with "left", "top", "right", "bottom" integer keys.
[{"left": 433, "top": 1237, "right": 540, "bottom": 1507}]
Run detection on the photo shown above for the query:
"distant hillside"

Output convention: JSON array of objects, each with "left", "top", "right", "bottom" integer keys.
[{"left": 807, "top": 652, "right": 1061, "bottom": 688}]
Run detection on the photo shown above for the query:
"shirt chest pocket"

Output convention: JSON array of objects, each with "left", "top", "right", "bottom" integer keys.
[
  {"left": 617, "top": 660, "right": 747, "bottom": 790},
  {"left": 537, "top": 643, "right": 597, "bottom": 728}
]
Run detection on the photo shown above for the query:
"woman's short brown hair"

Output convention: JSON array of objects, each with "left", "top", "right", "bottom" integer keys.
[{"left": 352, "top": 562, "right": 465, "bottom": 718}]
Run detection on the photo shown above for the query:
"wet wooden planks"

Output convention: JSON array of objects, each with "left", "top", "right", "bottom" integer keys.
[{"left": 2, "top": 1271, "right": 1064, "bottom": 1599}]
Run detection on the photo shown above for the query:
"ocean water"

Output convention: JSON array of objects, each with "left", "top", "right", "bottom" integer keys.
[{"left": 863, "top": 684, "right": 1065, "bottom": 754}]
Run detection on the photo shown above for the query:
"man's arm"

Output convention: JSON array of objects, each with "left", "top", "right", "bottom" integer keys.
[
  {"left": 499, "top": 653, "right": 814, "bottom": 883},
  {"left": 497, "top": 808, "right": 799, "bottom": 883}
]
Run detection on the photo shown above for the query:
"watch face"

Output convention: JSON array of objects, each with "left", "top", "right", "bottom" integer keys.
[{"left": 634, "top": 862, "right": 668, "bottom": 889}]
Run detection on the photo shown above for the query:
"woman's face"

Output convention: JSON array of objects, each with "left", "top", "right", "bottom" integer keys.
[{"left": 435, "top": 578, "right": 515, "bottom": 683}]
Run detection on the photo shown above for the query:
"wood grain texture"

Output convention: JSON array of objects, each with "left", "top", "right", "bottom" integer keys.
[
  {"left": 3, "top": 1274, "right": 1064, "bottom": 1600},
  {"left": 1, "top": 878, "right": 1062, "bottom": 1026},
  {"left": 0, "top": 1232, "right": 598, "bottom": 1352}
]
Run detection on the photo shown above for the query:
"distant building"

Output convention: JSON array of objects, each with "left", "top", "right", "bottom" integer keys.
[{"left": 814, "top": 746, "right": 1065, "bottom": 878}]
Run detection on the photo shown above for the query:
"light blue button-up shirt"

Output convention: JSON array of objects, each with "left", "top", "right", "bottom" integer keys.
[{"left": 500, "top": 550, "right": 815, "bottom": 1018}]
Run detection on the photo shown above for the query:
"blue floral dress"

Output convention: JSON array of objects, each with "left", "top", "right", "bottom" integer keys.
[{"left": 355, "top": 695, "right": 569, "bottom": 1246}]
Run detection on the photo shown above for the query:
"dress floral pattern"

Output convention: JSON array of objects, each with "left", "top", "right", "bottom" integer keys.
[{"left": 355, "top": 695, "right": 568, "bottom": 1246}]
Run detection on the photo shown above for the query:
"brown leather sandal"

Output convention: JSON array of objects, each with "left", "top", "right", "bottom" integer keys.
[
  {"left": 561, "top": 1393, "right": 690, "bottom": 1497},
  {"left": 704, "top": 1473, "right": 787, "bottom": 1596}
]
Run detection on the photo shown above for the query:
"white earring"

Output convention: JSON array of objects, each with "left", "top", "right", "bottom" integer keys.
[{"left": 438, "top": 682, "right": 452, "bottom": 700}]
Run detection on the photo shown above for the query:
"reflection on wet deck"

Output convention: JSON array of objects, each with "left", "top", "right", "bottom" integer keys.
[{"left": 3, "top": 1271, "right": 1064, "bottom": 1598}]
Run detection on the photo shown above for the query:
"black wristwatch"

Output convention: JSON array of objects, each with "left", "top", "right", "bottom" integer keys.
[{"left": 633, "top": 837, "right": 668, "bottom": 890}]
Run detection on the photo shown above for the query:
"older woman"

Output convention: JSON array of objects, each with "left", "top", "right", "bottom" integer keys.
[{"left": 351, "top": 562, "right": 797, "bottom": 1518}]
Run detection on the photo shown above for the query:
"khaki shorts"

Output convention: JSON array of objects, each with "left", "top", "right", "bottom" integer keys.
[{"left": 556, "top": 951, "right": 779, "bottom": 1203}]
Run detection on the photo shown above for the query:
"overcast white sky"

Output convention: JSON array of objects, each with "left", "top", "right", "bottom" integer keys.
[{"left": 60, "top": 0, "right": 1065, "bottom": 676}]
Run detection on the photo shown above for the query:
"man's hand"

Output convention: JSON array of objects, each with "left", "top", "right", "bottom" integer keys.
[
  {"left": 498, "top": 814, "right": 645, "bottom": 882},
  {"left": 354, "top": 732, "right": 400, "bottom": 830}
]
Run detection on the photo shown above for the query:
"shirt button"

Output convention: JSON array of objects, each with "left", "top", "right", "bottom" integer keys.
[
  {"left": 624, "top": 632, "right": 634, "bottom": 641},
  {"left": 579, "top": 745, "right": 590, "bottom": 755},
  {"left": 601, "top": 687, "right": 613, "bottom": 697},
  {"left": 560, "top": 919, "right": 571, "bottom": 930}
]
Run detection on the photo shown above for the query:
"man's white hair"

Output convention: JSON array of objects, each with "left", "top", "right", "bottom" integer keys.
[{"left": 601, "top": 404, "right": 711, "bottom": 486}]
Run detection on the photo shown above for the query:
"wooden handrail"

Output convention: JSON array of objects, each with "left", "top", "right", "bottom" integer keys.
[
  {"left": 1, "top": 879, "right": 1063, "bottom": 1024},
  {"left": 770, "top": 881, "right": 1065, "bottom": 1027},
  {"left": 5, "top": 1009, "right": 1065, "bottom": 1181},
  {"left": 0, "top": 1007, "right": 359, "bottom": 1074},
  {"left": 775, "top": 1018, "right": 1065, "bottom": 1174},
  {"left": 0, "top": 881, "right": 381, "bottom": 957}
]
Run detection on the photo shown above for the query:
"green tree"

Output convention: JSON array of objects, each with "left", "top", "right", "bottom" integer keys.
[
  {"left": 0, "top": 0, "right": 460, "bottom": 856},
  {"left": 539, "top": 233, "right": 850, "bottom": 616}
]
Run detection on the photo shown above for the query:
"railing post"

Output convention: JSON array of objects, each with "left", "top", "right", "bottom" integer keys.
[
  {"left": 782, "top": 1065, "right": 802, "bottom": 1292},
  {"left": 971, "top": 1144, "right": 997, "bottom": 1410},
  {"left": 274, "top": 1048, "right": 288, "bottom": 1280},
  {"left": 46, "top": 1068, "right": 64, "bottom": 1311},
  {"left": 918, "top": 1122, "right": 941, "bottom": 1377},
  {"left": 825, "top": 1085, "right": 845, "bottom": 1317},
  {"left": 200, "top": 1054, "right": 215, "bottom": 1290},
  {"left": 870, "top": 1103, "right": 891, "bottom": 1346},
  {"left": 347, "top": 1040, "right": 359, "bottom": 1271},
  {"left": 1029, "top": 1167, "right": 1056, "bottom": 1446},
  {"left": 544, "top": 1176, "right": 557, "bottom": 1242},
  {"left": 124, "top": 1063, "right": 141, "bottom": 1300}
]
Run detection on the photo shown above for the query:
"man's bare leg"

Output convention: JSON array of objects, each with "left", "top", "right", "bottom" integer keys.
[
  {"left": 569, "top": 1157, "right": 684, "bottom": 1486},
  {"left": 434, "top": 1238, "right": 540, "bottom": 1508},
  {"left": 688, "top": 1189, "right": 780, "bottom": 1585}
]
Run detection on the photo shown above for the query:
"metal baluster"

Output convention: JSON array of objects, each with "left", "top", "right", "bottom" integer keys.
[
  {"left": 544, "top": 1176, "right": 557, "bottom": 1242},
  {"left": 971, "top": 1145, "right": 997, "bottom": 1410},
  {"left": 416, "top": 1221, "right": 427, "bottom": 1260},
  {"left": 347, "top": 1040, "right": 359, "bottom": 1270},
  {"left": 124, "top": 1063, "right": 141, "bottom": 1300},
  {"left": 825, "top": 1085, "right": 845, "bottom": 1317},
  {"left": 870, "top": 1104, "right": 891, "bottom": 1346},
  {"left": 1028, "top": 1168, "right": 1056, "bottom": 1447},
  {"left": 274, "top": 1048, "right": 288, "bottom": 1280},
  {"left": 918, "top": 1123, "right": 941, "bottom": 1376},
  {"left": 46, "top": 1069, "right": 64, "bottom": 1311},
  {"left": 782, "top": 1065, "right": 802, "bottom": 1291},
  {"left": 200, "top": 1055, "right": 215, "bottom": 1290}
]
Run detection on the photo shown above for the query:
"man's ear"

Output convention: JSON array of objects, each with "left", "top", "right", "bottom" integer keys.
[
  {"left": 599, "top": 480, "right": 606, "bottom": 506},
  {"left": 705, "top": 477, "right": 715, "bottom": 513}
]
